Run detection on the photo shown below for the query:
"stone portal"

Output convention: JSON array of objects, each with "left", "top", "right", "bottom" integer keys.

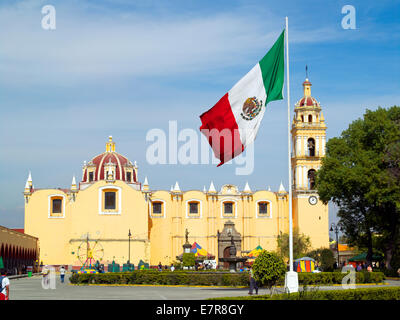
[{"left": 217, "top": 221, "right": 246, "bottom": 270}]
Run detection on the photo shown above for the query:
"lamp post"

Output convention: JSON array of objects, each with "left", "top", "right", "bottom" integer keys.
[
  {"left": 128, "top": 229, "right": 132, "bottom": 265},
  {"left": 330, "top": 223, "right": 341, "bottom": 268}
]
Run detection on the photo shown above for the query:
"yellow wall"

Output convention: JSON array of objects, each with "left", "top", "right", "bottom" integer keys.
[{"left": 25, "top": 180, "right": 310, "bottom": 266}]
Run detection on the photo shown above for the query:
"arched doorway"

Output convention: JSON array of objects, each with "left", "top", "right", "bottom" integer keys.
[{"left": 308, "top": 169, "right": 317, "bottom": 190}]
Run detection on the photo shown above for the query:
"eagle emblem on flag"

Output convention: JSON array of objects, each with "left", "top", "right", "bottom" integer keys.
[{"left": 240, "top": 97, "right": 263, "bottom": 121}]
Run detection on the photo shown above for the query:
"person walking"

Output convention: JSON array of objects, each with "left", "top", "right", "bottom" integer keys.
[
  {"left": 248, "top": 265, "right": 258, "bottom": 295},
  {"left": 60, "top": 266, "right": 66, "bottom": 283},
  {"left": 42, "top": 265, "right": 50, "bottom": 287},
  {"left": 0, "top": 269, "right": 10, "bottom": 301}
]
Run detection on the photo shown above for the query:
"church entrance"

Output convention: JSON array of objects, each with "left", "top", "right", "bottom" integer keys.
[{"left": 223, "top": 247, "right": 231, "bottom": 269}]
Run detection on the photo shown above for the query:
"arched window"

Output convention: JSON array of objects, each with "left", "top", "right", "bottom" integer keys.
[
  {"left": 301, "top": 115, "right": 304, "bottom": 122},
  {"left": 308, "top": 114, "right": 313, "bottom": 123},
  {"left": 307, "top": 138, "right": 315, "bottom": 157},
  {"left": 308, "top": 169, "right": 316, "bottom": 190}
]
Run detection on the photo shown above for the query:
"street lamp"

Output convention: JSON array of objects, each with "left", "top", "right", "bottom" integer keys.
[
  {"left": 128, "top": 229, "right": 132, "bottom": 265},
  {"left": 330, "top": 223, "right": 341, "bottom": 268}
]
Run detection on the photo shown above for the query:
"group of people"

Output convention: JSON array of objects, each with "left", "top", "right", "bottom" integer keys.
[
  {"left": 157, "top": 262, "right": 175, "bottom": 272},
  {"left": 335, "top": 261, "right": 373, "bottom": 272}
]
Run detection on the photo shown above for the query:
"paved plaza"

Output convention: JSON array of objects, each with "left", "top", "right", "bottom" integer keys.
[{"left": 8, "top": 275, "right": 400, "bottom": 300}]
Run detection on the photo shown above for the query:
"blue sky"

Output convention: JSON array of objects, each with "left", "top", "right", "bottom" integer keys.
[{"left": 0, "top": 0, "right": 399, "bottom": 229}]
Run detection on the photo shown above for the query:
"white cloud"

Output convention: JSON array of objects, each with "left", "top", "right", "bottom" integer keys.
[{"left": 0, "top": 1, "right": 349, "bottom": 87}]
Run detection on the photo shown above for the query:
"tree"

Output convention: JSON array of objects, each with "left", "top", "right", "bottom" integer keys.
[
  {"left": 316, "top": 106, "right": 400, "bottom": 269},
  {"left": 252, "top": 250, "right": 286, "bottom": 291},
  {"left": 182, "top": 253, "right": 195, "bottom": 268},
  {"left": 307, "top": 248, "right": 335, "bottom": 271},
  {"left": 276, "top": 228, "right": 311, "bottom": 261}
]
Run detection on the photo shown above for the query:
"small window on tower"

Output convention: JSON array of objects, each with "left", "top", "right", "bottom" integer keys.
[
  {"left": 89, "top": 171, "right": 94, "bottom": 182},
  {"left": 301, "top": 115, "right": 304, "bottom": 122},
  {"left": 307, "top": 138, "right": 316, "bottom": 157},
  {"left": 308, "top": 169, "right": 317, "bottom": 190},
  {"left": 308, "top": 115, "right": 313, "bottom": 122},
  {"left": 126, "top": 172, "right": 132, "bottom": 182}
]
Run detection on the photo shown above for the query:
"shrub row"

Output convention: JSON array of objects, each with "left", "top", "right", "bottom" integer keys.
[
  {"left": 297, "top": 271, "right": 385, "bottom": 285},
  {"left": 70, "top": 271, "right": 249, "bottom": 286},
  {"left": 69, "top": 271, "right": 385, "bottom": 286},
  {"left": 217, "top": 287, "right": 400, "bottom": 300}
]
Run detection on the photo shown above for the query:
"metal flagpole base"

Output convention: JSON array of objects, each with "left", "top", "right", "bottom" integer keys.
[{"left": 284, "top": 271, "right": 299, "bottom": 293}]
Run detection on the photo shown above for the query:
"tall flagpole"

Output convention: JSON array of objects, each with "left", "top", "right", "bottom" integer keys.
[
  {"left": 285, "top": 16, "right": 298, "bottom": 293},
  {"left": 286, "top": 16, "right": 293, "bottom": 272}
]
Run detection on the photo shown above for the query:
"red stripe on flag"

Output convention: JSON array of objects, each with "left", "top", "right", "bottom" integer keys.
[{"left": 199, "top": 93, "right": 244, "bottom": 166}]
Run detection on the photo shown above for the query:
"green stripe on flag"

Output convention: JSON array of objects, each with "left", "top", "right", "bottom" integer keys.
[{"left": 259, "top": 29, "right": 285, "bottom": 105}]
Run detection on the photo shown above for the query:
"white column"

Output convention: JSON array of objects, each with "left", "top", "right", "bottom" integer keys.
[
  {"left": 303, "top": 166, "right": 307, "bottom": 188},
  {"left": 296, "top": 136, "right": 301, "bottom": 156},
  {"left": 303, "top": 136, "right": 307, "bottom": 156},
  {"left": 322, "top": 136, "right": 326, "bottom": 156},
  {"left": 316, "top": 136, "right": 320, "bottom": 156}
]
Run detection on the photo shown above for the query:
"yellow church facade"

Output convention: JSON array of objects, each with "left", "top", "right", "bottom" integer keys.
[{"left": 23, "top": 78, "right": 329, "bottom": 267}]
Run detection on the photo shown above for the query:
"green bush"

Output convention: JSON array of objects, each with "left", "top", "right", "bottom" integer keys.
[
  {"left": 253, "top": 251, "right": 286, "bottom": 290},
  {"left": 182, "top": 253, "right": 196, "bottom": 267},
  {"left": 213, "top": 287, "right": 400, "bottom": 300},
  {"left": 297, "top": 271, "right": 384, "bottom": 285},
  {"left": 307, "top": 248, "right": 335, "bottom": 271},
  {"left": 69, "top": 271, "right": 249, "bottom": 287},
  {"left": 69, "top": 270, "right": 385, "bottom": 286},
  {"left": 270, "top": 287, "right": 400, "bottom": 300}
]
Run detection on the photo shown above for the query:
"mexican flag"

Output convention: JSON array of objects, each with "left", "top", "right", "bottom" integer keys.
[{"left": 200, "top": 30, "right": 285, "bottom": 166}]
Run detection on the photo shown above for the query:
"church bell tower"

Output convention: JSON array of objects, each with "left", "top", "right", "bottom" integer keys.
[{"left": 291, "top": 77, "right": 329, "bottom": 249}]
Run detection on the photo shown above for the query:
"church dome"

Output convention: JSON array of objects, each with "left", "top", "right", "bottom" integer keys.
[
  {"left": 296, "top": 96, "right": 319, "bottom": 107},
  {"left": 81, "top": 136, "right": 137, "bottom": 184}
]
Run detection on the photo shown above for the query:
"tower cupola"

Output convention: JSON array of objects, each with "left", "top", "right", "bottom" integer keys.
[
  {"left": 303, "top": 78, "right": 312, "bottom": 97},
  {"left": 106, "top": 136, "right": 116, "bottom": 152}
]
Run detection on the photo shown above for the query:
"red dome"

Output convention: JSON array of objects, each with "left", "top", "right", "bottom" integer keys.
[
  {"left": 82, "top": 152, "right": 136, "bottom": 182},
  {"left": 296, "top": 96, "right": 319, "bottom": 107}
]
